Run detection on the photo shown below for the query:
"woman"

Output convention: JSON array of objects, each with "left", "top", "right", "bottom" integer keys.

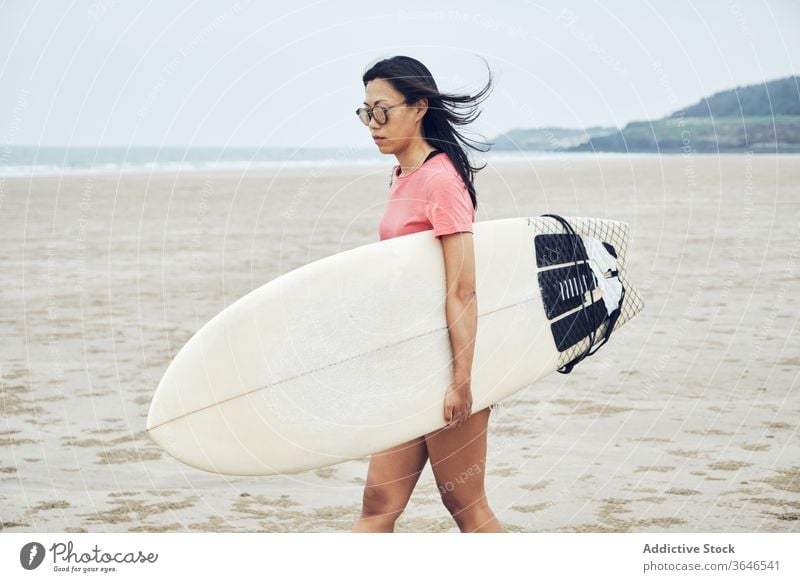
[{"left": 351, "top": 55, "right": 504, "bottom": 533}]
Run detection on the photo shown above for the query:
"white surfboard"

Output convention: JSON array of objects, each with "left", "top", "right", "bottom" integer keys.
[{"left": 147, "top": 216, "right": 644, "bottom": 476}]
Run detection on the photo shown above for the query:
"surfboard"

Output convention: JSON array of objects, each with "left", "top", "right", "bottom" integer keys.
[{"left": 146, "top": 215, "right": 644, "bottom": 476}]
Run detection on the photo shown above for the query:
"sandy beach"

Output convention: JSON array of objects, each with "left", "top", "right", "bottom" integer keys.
[{"left": 1, "top": 154, "right": 798, "bottom": 533}]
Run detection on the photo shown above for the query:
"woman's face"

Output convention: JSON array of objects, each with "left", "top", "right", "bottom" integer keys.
[{"left": 363, "top": 78, "right": 427, "bottom": 155}]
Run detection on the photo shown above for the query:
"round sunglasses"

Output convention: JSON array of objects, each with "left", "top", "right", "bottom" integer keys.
[{"left": 355, "top": 101, "right": 406, "bottom": 126}]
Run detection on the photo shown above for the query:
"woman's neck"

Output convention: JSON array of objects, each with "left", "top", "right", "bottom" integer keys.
[{"left": 396, "top": 143, "right": 436, "bottom": 176}]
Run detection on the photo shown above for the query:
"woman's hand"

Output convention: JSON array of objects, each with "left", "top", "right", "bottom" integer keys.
[{"left": 444, "top": 376, "right": 473, "bottom": 429}]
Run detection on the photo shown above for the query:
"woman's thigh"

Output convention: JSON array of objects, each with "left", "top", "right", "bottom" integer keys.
[
  {"left": 361, "top": 435, "right": 429, "bottom": 511},
  {"left": 424, "top": 407, "right": 491, "bottom": 505}
]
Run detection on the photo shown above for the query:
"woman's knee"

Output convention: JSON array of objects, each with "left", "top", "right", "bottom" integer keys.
[
  {"left": 360, "top": 437, "right": 427, "bottom": 518},
  {"left": 360, "top": 483, "right": 409, "bottom": 519},
  {"left": 438, "top": 487, "right": 490, "bottom": 521}
]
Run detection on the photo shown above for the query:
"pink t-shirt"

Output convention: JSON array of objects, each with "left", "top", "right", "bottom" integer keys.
[{"left": 378, "top": 152, "right": 475, "bottom": 241}]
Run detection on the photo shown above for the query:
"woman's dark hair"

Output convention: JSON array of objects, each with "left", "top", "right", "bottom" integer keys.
[{"left": 361, "top": 55, "right": 494, "bottom": 210}]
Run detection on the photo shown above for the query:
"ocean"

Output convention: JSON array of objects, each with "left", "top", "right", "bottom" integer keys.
[{"left": 0, "top": 145, "right": 636, "bottom": 177}]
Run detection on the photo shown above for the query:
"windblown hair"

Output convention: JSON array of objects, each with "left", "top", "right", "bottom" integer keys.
[{"left": 361, "top": 55, "right": 494, "bottom": 210}]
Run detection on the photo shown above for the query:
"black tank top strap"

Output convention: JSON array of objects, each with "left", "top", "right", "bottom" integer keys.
[{"left": 423, "top": 149, "right": 443, "bottom": 164}]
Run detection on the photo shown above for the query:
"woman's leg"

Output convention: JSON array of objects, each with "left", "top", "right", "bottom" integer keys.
[
  {"left": 425, "top": 407, "right": 505, "bottom": 532},
  {"left": 351, "top": 435, "right": 429, "bottom": 532}
]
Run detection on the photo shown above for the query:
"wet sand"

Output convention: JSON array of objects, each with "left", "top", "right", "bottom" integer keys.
[{"left": 1, "top": 153, "right": 798, "bottom": 532}]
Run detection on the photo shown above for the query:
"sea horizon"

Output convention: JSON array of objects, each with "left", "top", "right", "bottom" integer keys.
[{"left": 0, "top": 145, "right": 725, "bottom": 178}]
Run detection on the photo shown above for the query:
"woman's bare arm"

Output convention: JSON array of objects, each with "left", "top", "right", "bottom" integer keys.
[{"left": 439, "top": 231, "right": 477, "bottom": 426}]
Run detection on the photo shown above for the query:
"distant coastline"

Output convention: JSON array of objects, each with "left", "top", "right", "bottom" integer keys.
[{"left": 491, "top": 75, "right": 800, "bottom": 154}]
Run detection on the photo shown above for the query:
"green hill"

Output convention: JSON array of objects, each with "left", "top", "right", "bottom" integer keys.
[
  {"left": 491, "top": 75, "right": 800, "bottom": 153},
  {"left": 570, "top": 115, "right": 800, "bottom": 153},
  {"left": 676, "top": 75, "right": 800, "bottom": 117}
]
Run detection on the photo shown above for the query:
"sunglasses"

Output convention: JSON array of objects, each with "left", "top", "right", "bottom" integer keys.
[{"left": 355, "top": 101, "right": 406, "bottom": 126}]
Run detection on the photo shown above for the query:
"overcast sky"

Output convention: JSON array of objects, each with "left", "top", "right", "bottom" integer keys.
[{"left": 1, "top": 0, "right": 798, "bottom": 148}]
